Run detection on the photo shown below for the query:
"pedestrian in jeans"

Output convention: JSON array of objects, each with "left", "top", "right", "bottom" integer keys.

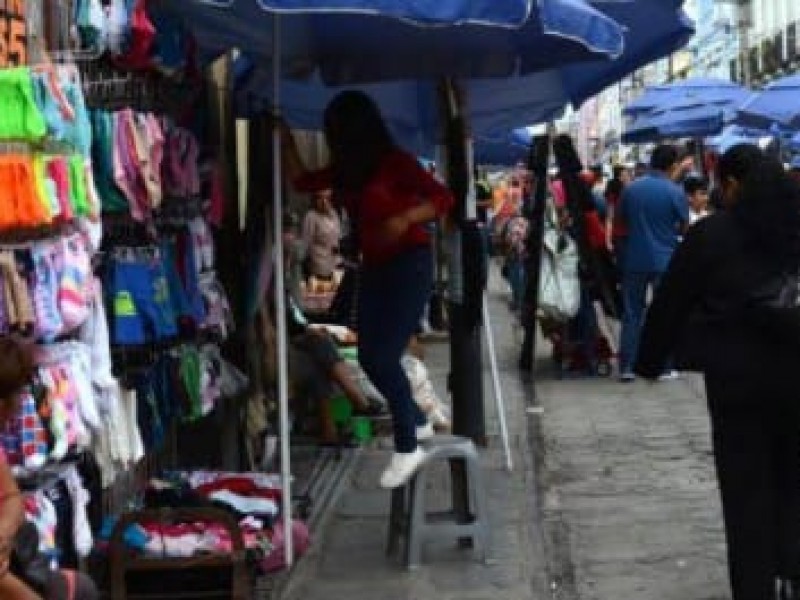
[
  {"left": 617, "top": 145, "right": 689, "bottom": 381},
  {"left": 635, "top": 144, "right": 800, "bottom": 600},
  {"left": 279, "top": 91, "right": 454, "bottom": 489}
]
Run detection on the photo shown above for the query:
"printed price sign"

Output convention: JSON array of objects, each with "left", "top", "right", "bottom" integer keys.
[{"left": 0, "top": 0, "right": 26, "bottom": 67}]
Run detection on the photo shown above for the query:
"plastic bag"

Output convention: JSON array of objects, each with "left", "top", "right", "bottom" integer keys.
[{"left": 538, "top": 226, "right": 580, "bottom": 321}]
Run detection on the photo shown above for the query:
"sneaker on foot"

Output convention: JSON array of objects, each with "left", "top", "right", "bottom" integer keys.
[
  {"left": 618, "top": 372, "right": 636, "bottom": 383},
  {"left": 379, "top": 448, "right": 427, "bottom": 489},
  {"left": 658, "top": 370, "right": 680, "bottom": 381},
  {"left": 416, "top": 422, "right": 435, "bottom": 441}
]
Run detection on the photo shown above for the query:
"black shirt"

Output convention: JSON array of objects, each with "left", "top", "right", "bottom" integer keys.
[{"left": 636, "top": 211, "right": 799, "bottom": 380}]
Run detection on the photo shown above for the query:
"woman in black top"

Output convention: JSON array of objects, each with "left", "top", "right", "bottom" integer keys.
[{"left": 636, "top": 144, "right": 800, "bottom": 600}]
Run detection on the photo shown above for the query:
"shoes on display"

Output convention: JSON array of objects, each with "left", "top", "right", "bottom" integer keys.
[
  {"left": 379, "top": 447, "right": 427, "bottom": 489},
  {"left": 416, "top": 422, "right": 435, "bottom": 441}
]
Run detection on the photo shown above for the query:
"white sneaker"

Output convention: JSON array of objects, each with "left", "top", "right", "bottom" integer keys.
[
  {"left": 658, "top": 370, "right": 680, "bottom": 382},
  {"left": 379, "top": 448, "right": 427, "bottom": 489},
  {"left": 416, "top": 422, "right": 435, "bottom": 441}
]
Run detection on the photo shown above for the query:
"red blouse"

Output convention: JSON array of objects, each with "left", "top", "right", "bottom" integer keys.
[{"left": 295, "top": 149, "right": 454, "bottom": 265}]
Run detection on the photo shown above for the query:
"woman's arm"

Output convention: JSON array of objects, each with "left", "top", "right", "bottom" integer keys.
[
  {"left": 635, "top": 221, "right": 713, "bottom": 378},
  {"left": 0, "top": 462, "right": 39, "bottom": 600},
  {"left": 0, "top": 462, "right": 23, "bottom": 560},
  {"left": 383, "top": 153, "right": 455, "bottom": 240}
]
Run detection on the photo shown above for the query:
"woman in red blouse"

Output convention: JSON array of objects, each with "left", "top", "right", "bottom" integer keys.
[{"left": 281, "top": 91, "right": 454, "bottom": 488}]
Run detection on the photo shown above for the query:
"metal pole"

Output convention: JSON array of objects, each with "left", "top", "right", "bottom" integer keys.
[
  {"left": 482, "top": 293, "right": 512, "bottom": 471},
  {"left": 440, "top": 79, "right": 486, "bottom": 446},
  {"left": 271, "top": 17, "right": 294, "bottom": 568}
]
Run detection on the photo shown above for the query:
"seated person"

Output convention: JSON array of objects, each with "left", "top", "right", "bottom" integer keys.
[{"left": 263, "top": 292, "right": 383, "bottom": 446}]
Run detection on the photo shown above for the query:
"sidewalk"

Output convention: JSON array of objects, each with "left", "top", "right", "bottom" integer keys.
[
  {"left": 279, "top": 270, "right": 732, "bottom": 600},
  {"left": 533, "top": 347, "right": 730, "bottom": 598},
  {"left": 281, "top": 274, "right": 550, "bottom": 600}
]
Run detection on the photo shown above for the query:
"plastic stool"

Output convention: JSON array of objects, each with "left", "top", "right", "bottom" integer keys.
[{"left": 386, "top": 435, "right": 490, "bottom": 569}]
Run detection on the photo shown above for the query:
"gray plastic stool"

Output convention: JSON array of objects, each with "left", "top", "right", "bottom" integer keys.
[{"left": 386, "top": 435, "right": 490, "bottom": 569}]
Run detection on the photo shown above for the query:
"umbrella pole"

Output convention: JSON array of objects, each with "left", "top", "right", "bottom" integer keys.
[{"left": 271, "top": 15, "right": 294, "bottom": 568}]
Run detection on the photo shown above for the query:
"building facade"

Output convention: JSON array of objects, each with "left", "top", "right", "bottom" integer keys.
[{"left": 732, "top": 0, "right": 800, "bottom": 86}]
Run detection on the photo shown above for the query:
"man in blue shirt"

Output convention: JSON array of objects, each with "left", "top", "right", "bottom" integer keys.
[{"left": 618, "top": 144, "right": 689, "bottom": 381}]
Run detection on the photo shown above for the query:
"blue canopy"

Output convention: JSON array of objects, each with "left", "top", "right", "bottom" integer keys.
[
  {"left": 622, "top": 78, "right": 748, "bottom": 143},
  {"left": 736, "top": 74, "right": 800, "bottom": 130},
  {"left": 474, "top": 128, "right": 536, "bottom": 166},
  {"left": 706, "top": 125, "right": 772, "bottom": 154},
  {"left": 196, "top": 0, "right": 532, "bottom": 26},
  {"left": 234, "top": 0, "right": 693, "bottom": 145},
  {"left": 622, "top": 77, "right": 740, "bottom": 117},
  {"left": 167, "top": 0, "right": 625, "bottom": 84}
]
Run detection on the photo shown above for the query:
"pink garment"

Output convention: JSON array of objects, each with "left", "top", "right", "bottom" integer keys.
[
  {"left": 550, "top": 179, "right": 566, "bottom": 209},
  {"left": 262, "top": 520, "right": 310, "bottom": 573},
  {"left": 207, "top": 163, "right": 226, "bottom": 227},
  {"left": 47, "top": 158, "right": 73, "bottom": 222}
]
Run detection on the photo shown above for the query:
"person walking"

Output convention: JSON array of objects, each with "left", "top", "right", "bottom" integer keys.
[
  {"left": 617, "top": 144, "right": 689, "bottom": 381},
  {"left": 279, "top": 91, "right": 454, "bottom": 488},
  {"left": 635, "top": 144, "right": 800, "bottom": 600}
]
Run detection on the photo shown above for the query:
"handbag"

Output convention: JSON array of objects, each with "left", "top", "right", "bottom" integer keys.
[{"left": 747, "top": 268, "right": 800, "bottom": 347}]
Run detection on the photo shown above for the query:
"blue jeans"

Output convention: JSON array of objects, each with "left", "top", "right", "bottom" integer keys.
[
  {"left": 619, "top": 271, "right": 663, "bottom": 374},
  {"left": 359, "top": 248, "right": 431, "bottom": 453},
  {"left": 506, "top": 256, "right": 526, "bottom": 313},
  {"left": 570, "top": 289, "right": 598, "bottom": 359}
]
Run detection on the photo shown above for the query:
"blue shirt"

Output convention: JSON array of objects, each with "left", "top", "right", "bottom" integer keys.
[{"left": 620, "top": 171, "right": 689, "bottom": 273}]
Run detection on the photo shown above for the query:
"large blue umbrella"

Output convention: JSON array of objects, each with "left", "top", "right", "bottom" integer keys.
[
  {"left": 707, "top": 125, "right": 772, "bottom": 154},
  {"left": 621, "top": 78, "right": 748, "bottom": 143},
  {"left": 736, "top": 74, "right": 800, "bottom": 130},
  {"left": 622, "top": 77, "right": 740, "bottom": 117},
  {"left": 232, "top": 0, "right": 693, "bottom": 145},
  {"left": 622, "top": 90, "right": 749, "bottom": 143},
  {"left": 474, "top": 128, "right": 537, "bottom": 166},
  {"left": 173, "top": 0, "right": 626, "bottom": 83}
]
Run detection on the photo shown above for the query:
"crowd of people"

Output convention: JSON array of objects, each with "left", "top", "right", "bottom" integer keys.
[{"left": 484, "top": 141, "right": 800, "bottom": 600}]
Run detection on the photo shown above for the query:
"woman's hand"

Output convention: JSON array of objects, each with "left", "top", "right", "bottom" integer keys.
[{"left": 382, "top": 213, "right": 410, "bottom": 243}]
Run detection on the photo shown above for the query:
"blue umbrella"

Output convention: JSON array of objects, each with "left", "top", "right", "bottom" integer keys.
[
  {"left": 233, "top": 0, "right": 693, "bottom": 144},
  {"left": 622, "top": 78, "right": 748, "bottom": 143},
  {"left": 474, "top": 128, "right": 537, "bottom": 166},
  {"left": 171, "top": 0, "right": 626, "bottom": 83},
  {"left": 707, "top": 125, "right": 772, "bottom": 154},
  {"left": 736, "top": 74, "right": 800, "bottom": 130},
  {"left": 622, "top": 77, "right": 741, "bottom": 117}
]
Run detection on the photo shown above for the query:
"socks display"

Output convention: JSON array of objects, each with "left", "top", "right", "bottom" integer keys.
[{"left": 19, "top": 389, "right": 48, "bottom": 471}]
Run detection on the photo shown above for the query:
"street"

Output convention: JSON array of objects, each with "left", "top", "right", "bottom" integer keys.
[{"left": 280, "top": 272, "right": 732, "bottom": 599}]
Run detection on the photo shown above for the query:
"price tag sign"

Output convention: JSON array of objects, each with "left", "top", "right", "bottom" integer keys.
[{"left": 0, "top": 0, "right": 27, "bottom": 67}]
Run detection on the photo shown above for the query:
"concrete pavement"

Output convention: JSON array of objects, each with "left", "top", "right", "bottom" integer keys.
[
  {"left": 533, "top": 352, "right": 730, "bottom": 599},
  {"left": 281, "top": 277, "right": 549, "bottom": 600}
]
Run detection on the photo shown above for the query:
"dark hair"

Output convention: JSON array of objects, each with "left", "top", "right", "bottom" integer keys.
[
  {"left": 612, "top": 165, "right": 625, "bottom": 180},
  {"left": 683, "top": 176, "right": 708, "bottom": 196},
  {"left": 726, "top": 149, "right": 800, "bottom": 266},
  {"left": 323, "top": 91, "right": 396, "bottom": 192},
  {"left": 0, "top": 336, "right": 34, "bottom": 401},
  {"left": 650, "top": 144, "right": 679, "bottom": 172},
  {"left": 717, "top": 143, "right": 764, "bottom": 185}
]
